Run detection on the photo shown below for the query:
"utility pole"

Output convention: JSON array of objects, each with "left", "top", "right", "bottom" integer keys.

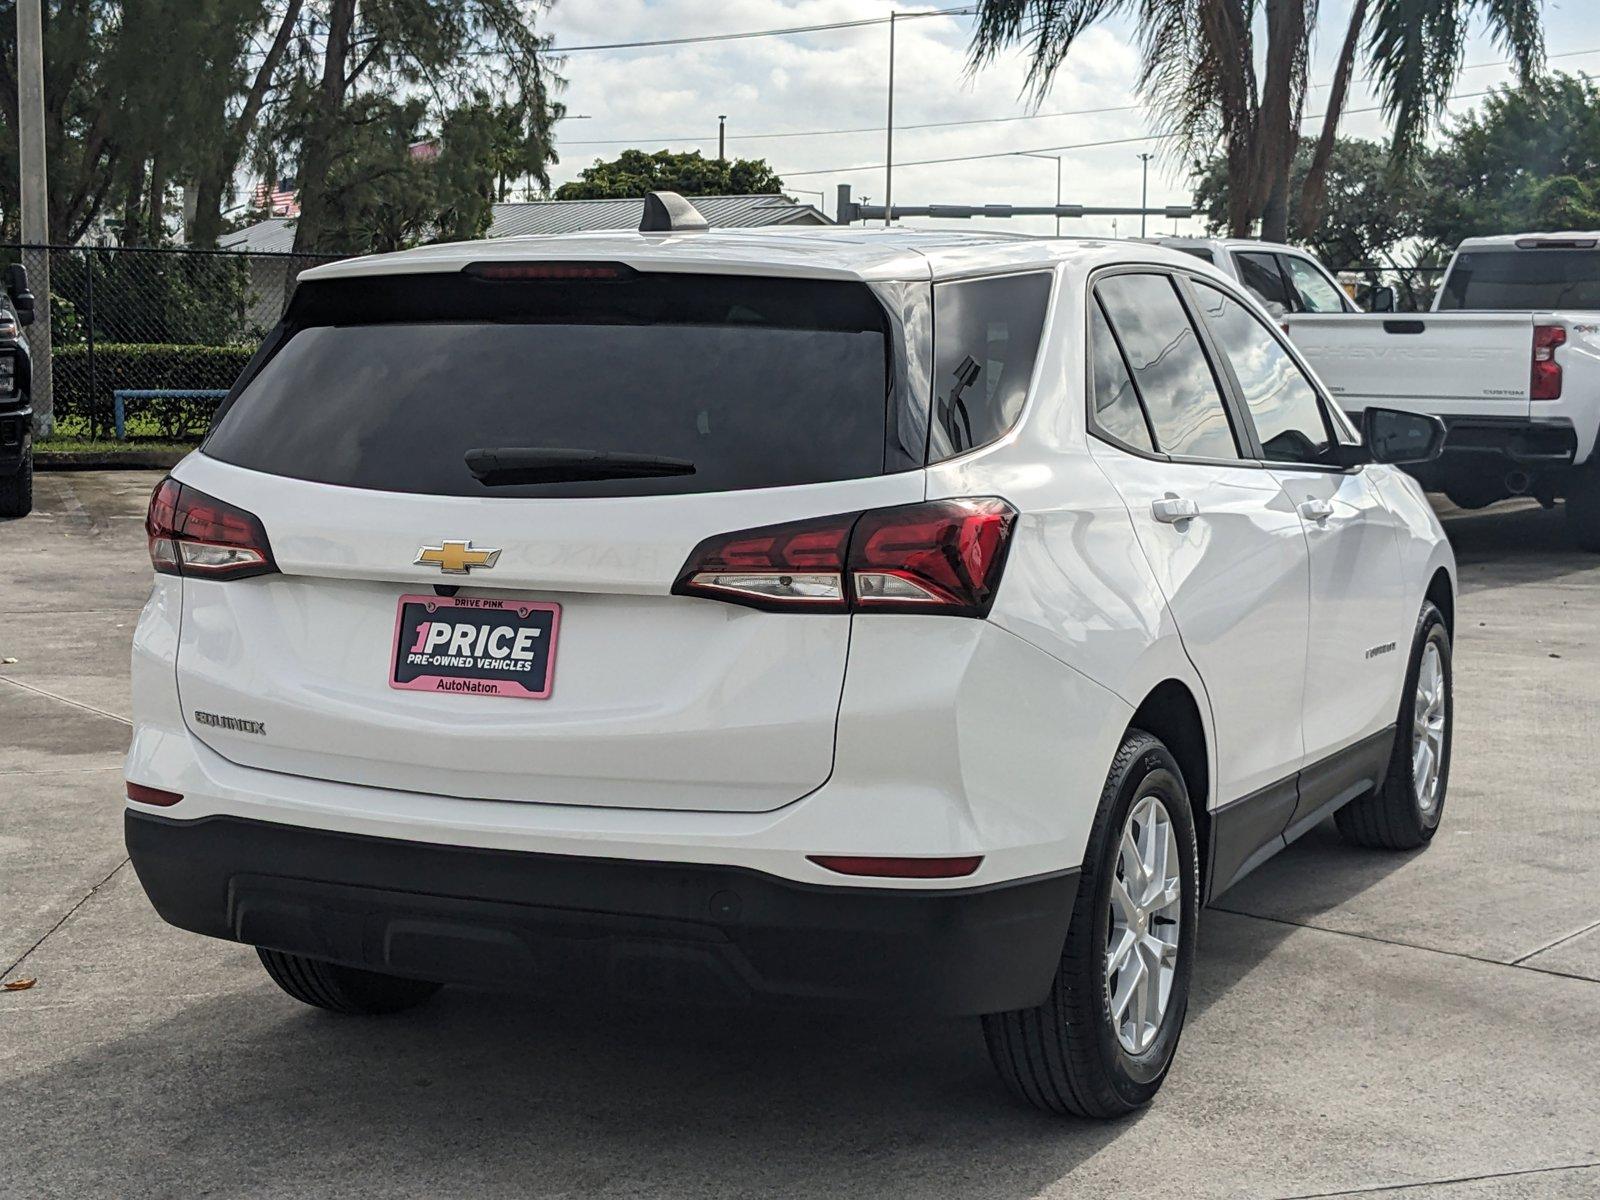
[
  {"left": 884, "top": 12, "right": 895, "bottom": 227},
  {"left": 717, "top": 114, "right": 727, "bottom": 163},
  {"left": 1138, "top": 152, "right": 1154, "bottom": 237},
  {"left": 16, "top": 0, "right": 51, "bottom": 435}
]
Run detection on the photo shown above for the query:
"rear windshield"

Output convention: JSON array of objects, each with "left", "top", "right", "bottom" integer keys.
[
  {"left": 1438, "top": 248, "right": 1600, "bottom": 311},
  {"left": 204, "top": 272, "right": 895, "bottom": 498}
]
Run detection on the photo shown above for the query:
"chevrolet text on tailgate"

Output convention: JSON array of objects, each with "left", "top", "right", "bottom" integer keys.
[
  {"left": 1287, "top": 231, "right": 1600, "bottom": 548},
  {"left": 126, "top": 194, "right": 1458, "bottom": 1118}
]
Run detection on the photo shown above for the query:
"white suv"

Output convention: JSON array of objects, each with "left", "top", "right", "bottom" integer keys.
[{"left": 126, "top": 197, "right": 1456, "bottom": 1118}]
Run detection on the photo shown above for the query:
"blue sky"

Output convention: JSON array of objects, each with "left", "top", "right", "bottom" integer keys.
[{"left": 539, "top": 0, "right": 1595, "bottom": 237}]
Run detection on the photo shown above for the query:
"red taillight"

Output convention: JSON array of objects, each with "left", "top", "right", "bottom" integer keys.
[
  {"left": 146, "top": 477, "right": 277, "bottom": 580},
  {"left": 808, "top": 855, "right": 983, "bottom": 879},
  {"left": 1532, "top": 324, "right": 1566, "bottom": 400},
  {"left": 851, "top": 498, "right": 1015, "bottom": 614},
  {"left": 126, "top": 781, "right": 183, "bottom": 807},
  {"left": 671, "top": 498, "right": 1017, "bottom": 617},
  {"left": 672, "top": 512, "right": 854, "bottom": 611}
]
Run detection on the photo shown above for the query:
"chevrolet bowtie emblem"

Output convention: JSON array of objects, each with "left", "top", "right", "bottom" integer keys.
[{"left": 415, "top": 540, "right": 502, "bottom": 575}]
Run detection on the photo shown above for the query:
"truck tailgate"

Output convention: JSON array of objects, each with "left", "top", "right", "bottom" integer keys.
[{"left": 1287, "top": 313, "right": 1534, "bottom": 419}]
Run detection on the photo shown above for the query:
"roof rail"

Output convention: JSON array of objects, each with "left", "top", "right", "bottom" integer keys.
[{"left": 640, "top": 191, "right": 711, "bottom": 234}]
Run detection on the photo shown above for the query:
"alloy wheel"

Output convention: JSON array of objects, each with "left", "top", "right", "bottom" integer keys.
[
  {"left": 1106, "top": 793, "right": 1182, "bottom": 1055},
  {"left": 1412, "top": 640, "right": 1447, "bottom": 817}
]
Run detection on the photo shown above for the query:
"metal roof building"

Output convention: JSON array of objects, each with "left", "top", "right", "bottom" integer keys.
[{"left": 217, "top": 194, "right": 829, "bottom": 254}]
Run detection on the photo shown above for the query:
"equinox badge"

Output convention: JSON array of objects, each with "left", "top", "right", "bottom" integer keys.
[{"left": 415, "top": 540, "right": 502, "bottom": 575}]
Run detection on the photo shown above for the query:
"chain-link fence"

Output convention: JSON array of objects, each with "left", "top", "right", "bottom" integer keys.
[{"left": 1, "top": 243, "right": 341, "bottom": 442}]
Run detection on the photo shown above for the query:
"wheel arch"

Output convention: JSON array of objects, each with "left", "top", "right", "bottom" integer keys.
[
  {"left": 1127, "top": 679, "right": 1212, "bottom": 895},
  {"left": 1424, "top": 566, "right": 1454, "bottom": 637}
]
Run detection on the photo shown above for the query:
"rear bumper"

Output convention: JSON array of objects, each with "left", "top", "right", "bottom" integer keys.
[
  {"left": 1347, "top": 411, "right": 1579, "bottom": 487},
  {"left": 126, "top": 810, "right": 1078, "bottom": 1015},
  {"left": 1434, "top": 415, "right": 1577, "bottom": 465}
]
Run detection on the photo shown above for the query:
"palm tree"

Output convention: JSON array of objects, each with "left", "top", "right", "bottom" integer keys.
[
  {"left": 968, "top": 0, "right": 1544, "bottom": 242},
  {"left": 1299, "top": 0, "right": 1542, "bottom": 231}
]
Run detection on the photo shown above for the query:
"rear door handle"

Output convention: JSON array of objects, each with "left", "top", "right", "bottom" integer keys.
[
  {"left": 1151, "top": 496, "right": 1200, "bottom": 524},
  {"left": 1299, "top": 498, "right": 1335, "bottom": 523}
]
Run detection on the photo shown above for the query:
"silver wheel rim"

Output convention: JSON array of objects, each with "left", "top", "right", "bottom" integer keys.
[
  {"left": 1412, "top": 641, "right": 1447, "bottom": 816},
  {"left": 1106, "top": 793, "right": 1182, "bottom": 1055}
]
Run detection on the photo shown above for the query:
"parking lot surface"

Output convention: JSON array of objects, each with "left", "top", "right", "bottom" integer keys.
[{"left": 3, "top": 470, "right": 1597, "bottom": 1199}]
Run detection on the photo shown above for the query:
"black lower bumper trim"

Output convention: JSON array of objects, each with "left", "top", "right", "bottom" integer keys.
[{"left": 126, "top": 812, "right": 1077, "bottom": 1016}]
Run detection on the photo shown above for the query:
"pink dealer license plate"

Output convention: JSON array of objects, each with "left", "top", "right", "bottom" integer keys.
[{"left": 390, "top": 594, "right": 560, "bottom": 700}]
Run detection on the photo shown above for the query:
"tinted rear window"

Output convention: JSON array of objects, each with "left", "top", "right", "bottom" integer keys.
[
  {"left": 1439, "top": 248, "right": 1600, "bottom": 310},
  {"left": 204, "top": 273, "right": 894, "bottom": 498}
]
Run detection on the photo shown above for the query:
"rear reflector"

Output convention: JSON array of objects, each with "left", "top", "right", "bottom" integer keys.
[
  {"left": 1532, "top": 324, "right": 1566, "bottom": 401},
  {"left": 808, "top": 855, "right": 983, "bottom": 879},
  {"left": 146, "top": 477, "right": 277, "bottom": 580},
  {"left": 126, "top": 781, "right": 183, "bottom": 807},
  {"left": 672, "top": 497, "right": 1017, "bottom": 616}
]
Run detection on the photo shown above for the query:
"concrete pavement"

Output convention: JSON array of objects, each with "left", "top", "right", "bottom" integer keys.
[{"left": 2, "top": 472, "right": 1597, "bottom": 1199}]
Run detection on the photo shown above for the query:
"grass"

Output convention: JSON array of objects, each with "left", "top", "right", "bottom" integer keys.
[{"left": 37, "top": 437, "right": 197, "bottom": 457}]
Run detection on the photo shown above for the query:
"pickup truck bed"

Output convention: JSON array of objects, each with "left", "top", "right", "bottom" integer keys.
[{"left": 1288, "top": 310, "right": 1592, "bottom": 511}]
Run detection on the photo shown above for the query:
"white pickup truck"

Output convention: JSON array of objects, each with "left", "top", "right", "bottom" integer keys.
[
  {"left": 1282, "top": 232, "right": 1600, "bottom": 549},
  {"left": 1149, "top": 236, "right": 1363, "bottom": 315}
]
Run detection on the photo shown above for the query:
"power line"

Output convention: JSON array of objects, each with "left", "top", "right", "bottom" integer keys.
[
  {"left": 556, "top": 45, "right": 1600, "bottom": 149},
  {"left": 558, "top": 101, "right": 1144, "bottom": 148},
  {"left": 534, "top": 6, "right": 974, "bottom": 55},
  {"left": 780, "top": 89, "right": 1506, "bottom": 177}
]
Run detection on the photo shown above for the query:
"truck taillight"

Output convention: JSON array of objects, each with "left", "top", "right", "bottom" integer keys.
[
  {"left": 672, "top": 498, "right": 1017, "bottom": 617},
  {"left": 1532, "top": 324, "right": 1565, "bottom": 400},
  {"left": 146, "top": 477, "right": 277, "bottom": 580}
]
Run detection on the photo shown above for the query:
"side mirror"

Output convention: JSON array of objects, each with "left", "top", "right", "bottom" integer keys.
[
  {"left": 1368, "top": 285, "right": 1397, "bottom": 314},
  {"left": 1362, "top": 407, "right": 1445, "bottom": 465},
  {"left": 4, "top": 264, "right": 34, "bottom": 327}
]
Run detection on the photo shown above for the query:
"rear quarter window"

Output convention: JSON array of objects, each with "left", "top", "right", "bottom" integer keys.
[{"left": 928, "top": 272, "right": 1052, "bottom": 462}]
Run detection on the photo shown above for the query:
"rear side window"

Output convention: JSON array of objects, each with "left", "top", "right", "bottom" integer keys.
[
  {"left": 1439, "top": 248, "right": 1600, "bottom": 310},
  {"left": 929, "top": 272, "right": 1052, "bottom": 461},
  {"left": 1281, "top": 256, "right": 1347, "bottom": 313},
  {"left": 1192, "top": 283, "right": 1335, "bottom": 465},
  {"left": 1235, "top": 252, "right": 1293, "bottom": 311},
  {"left": 1095, "top": 273, "right": 1240, "bottom": 461},
  {"left": 1088, "top": 301, "right": 1154, "bottom": 451},
  {"left": 204, "top": 273, "right": 895, "bottom": 498}
]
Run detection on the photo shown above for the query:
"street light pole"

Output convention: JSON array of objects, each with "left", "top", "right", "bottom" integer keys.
[
  {"left": 1138, "top": 152, "right": 1154, "bottom": 237},
  {"left": 884, "top": 12, "right": 896, "bottom": 227},
  {"left": 1016, "top": 152, "right": 1065, "bottom": 236},
  {"left": 16, "top": 0, "right": 51, "bottom": 435}
]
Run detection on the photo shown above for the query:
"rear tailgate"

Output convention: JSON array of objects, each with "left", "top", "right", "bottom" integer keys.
[
  {"left": 1287, "top": 312, "right": 1535, "bottom": 419},
  {"left": 171, "top": 267, "right": 926, "bottom": 813},
  {"left": 172, "top": 456, "right": 922, "bottom": 812}
]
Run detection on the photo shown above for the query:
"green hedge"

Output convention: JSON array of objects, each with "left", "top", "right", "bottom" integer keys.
[{"left": 53, "top": 343, "right": 255, "bottom": 439}]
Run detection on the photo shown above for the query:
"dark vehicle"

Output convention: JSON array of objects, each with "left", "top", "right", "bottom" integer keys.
[{"left": 0, "top": 263, "right": 36, "bottom": 519}]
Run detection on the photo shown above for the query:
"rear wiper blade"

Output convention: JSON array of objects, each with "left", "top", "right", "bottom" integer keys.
[{"left": 465, "top": 446, "right": 696, "bottom": 486}]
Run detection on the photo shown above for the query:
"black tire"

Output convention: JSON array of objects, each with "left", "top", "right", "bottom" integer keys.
[
  {"left": 981, "top": 730, "right": 1200, "bottom": 1118},
  {"left": 0, "top": 450, "right": 31, "bottom": 519},
  {"left": 1443, "top": 480, "right": 1506, "bottom": 511},
  {"left": 1335, "top": 602, "right": 1452, "bottom": 851},
  {"left": 257, "top": 947, "right": 442, "bottom": 1015},
  {"left": 1565, "top": 462, "right": 1600, "bottom": 553}
]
